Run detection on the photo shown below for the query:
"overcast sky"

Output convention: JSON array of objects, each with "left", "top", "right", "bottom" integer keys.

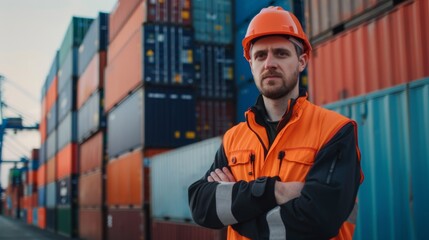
[{"left": 0, "top": 0, "right": 116, "bottom": 188}]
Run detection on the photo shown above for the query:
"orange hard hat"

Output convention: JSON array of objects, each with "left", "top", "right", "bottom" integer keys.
[{"left": 242, "top": 6, "right": 312, "bottom": 61}]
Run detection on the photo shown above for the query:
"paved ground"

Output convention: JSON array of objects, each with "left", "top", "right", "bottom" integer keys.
[{"left": 0, "top": 215, "right": 73, "bottom": 240}]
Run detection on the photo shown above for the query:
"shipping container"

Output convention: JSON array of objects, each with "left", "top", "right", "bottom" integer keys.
[
  {"left": 106, "top": 149, "right": 142, "bottom": 206},
  {"left": 79, "top": 170, "right": 103, "bottom": 207},
  {"left": 78, "top": 91, "right": 104, "bottom": 142},
  {"left": 151, "top": 137, "right": 221, "bottom": 220},
  {"left": 45, "top": 51, "right": 59, "bottom": 95},
  {"left": 236, "top": 82, "right": 259, "bottom": 122},
  {"left": 194, "top": 44, "right": 234, "bottom": 99},
  {"left": 33, "top": 208, "right": 38, "bottom": 226},
  {"left": 28, "top": 170, "right": 37, "bottom": 186},
  {"left": 56, "top": 144, "right": 78, "bottom": 180},
  {"left": 152, "top": 220, "right": 226, "bottom": 240},
  {"left": 146, "top": 0, "right": 192, "bottom": 25},
  {"left": 46, "top": 130, "right": 57, "bottom": 160},
  {"left": 40, "top": 117, "right": 47, "bottom": 143},
  {"left": 193, "top": 0, "right": 232, "bottom": 44},
  {"left": 107, "top": 88, "right": 142, "bottom": 158},
  {"left": 144, "top": 87, "right": 197, "bottom": 148},
  {"left": 234, "top": 22, "right": 252, "bottom": 87},
  {"left": 46, "top": 182, "right": 56, "bottom": 208},
  {"left": 45, "top": 76, "right": 58, "bottom": 117},
  {"left": 79, "top": 131, "right": 104, "bottom": 174},
  {"left": 234, "top": 0, "right": 270, "bottom": 26},
  {"left": 37, "top": 164, "right": 46, "bottom": 188},
  {"left": 57, "top": 112, "right": 77, "bottom": 150},
  {"left": 143, "top": 24, "right": 194, "bottom": 86},
  {"left": 57, "top": 206, "right": 78, "bottom": 237},
  {"left": 77, "top": 52, "right": 107, "bottom": 109},
  {"left": 46, "top": 157, "right": 56, "bottom": 183},
  {"left": 37, "top": 207, "right": 46, "bottom": 229},
  {"left": 79, "top": 208, "right": 104, "bottom": 240},
  {"left": 57, "top": 175, "right": 78, "bottom": 206},
  {"left": 57, "top": 78, "right": 76, "bottom": 123},
  {"left": 196, "top": 99, "right": 234, "bottom": 140},
  {"left": 40, "top": 142, "right": 47, "bottom": 164},
  {"left": 59, "top": 17, "right": 93, "bottom": 69},
  {"left": 142, "top": 148, "right": 171, "bottom": 204},
  {"left": 46, "top": 102, "right": 57, "bottom": 135},
  {"left": 324, "top": 78, "right": 429, "bottom": 240},
  {"left": 58, "top": 48, "right": 78, "bottom": 94},
  {"left": 27, "top": 207, "right": 33, "bottom": 224},
  {"left": 46, "top": 207, "right": 56, "bottom": 232},
  {"left": 107, "top": 208, "right": 144, "bottom": 240},
  {"left": 109, "top": 0, "right": 143, "bottom": 42},
  {"left": 78, "top": 12, "right": 109, "bottom": 76},
  {"left": 37, "top": 186, "right": 46, "bottom": 207}
]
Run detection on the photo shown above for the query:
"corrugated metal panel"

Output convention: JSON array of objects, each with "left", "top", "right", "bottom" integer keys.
[
  {"left": 151, "top": 137, "right": 221, "bottom": 220},
  {"left": 107, "top": 88, "right": 142, "bottom": 158},
  {"left": 37, "top": 186, "right": 46, "bottom": 207},
  {"left": 46, "top": 207, "right": 56, "bottom": 232},
  {"left": 196, "top": 100, "right": 234, "bottom": 140},
  {"left": 38, "top": 207, "right": 46, "bottom": 229},
  {"left": 57, "top": 78, "right": 76, "bottom": 123},
  {"left": 57, "top": 206, "right": 78, "bottom": 237},
  {"left": 236, "top": 82, "right": 259, "bottom": 122},
  {"left": 45, "top": 77, "right": 58, "bottom": 117},
  {"left": 39, "top": 142, "right": 47, "bottom": 164},
  {"left": 234, "top": 23, "right": 252, "bottom": 87},
  {"left": 79, "top": 170, "right": 103, "bottom": 207},
  {"left": 78, "top": 91, "right": 103, "bottom": 143},
  {"left": 192, "top": 0, "right": 232, "bottom": 44},
  {"left": 143, "top": 24, "right": 194, "bottom": 86},
  {"left": 105, "top": 29, "right": 142, "bottom": 112},
  {"left": 309, "top": 0, "right": 428, "bottom": 105},
  {"left": 144, "top": 87, "right": 197, "bottom": 148},
  {"left": 46, "top": 102, "right": 57, "bottom": 135},
  {"left": 57, "top": 112, "right": 77, "bottom": 150},
  {"left": 152, "top": 220, "right": 226, "bottom": 240},
  {"left": 46, "top": 157, "right": 56, "bottom": 183},
  {"left": 78, "top": 12, "right": 109, "bottom": 76},
  {"left": 79, "top": 131, "right": 104, "bottom": 174},
  {"left": 109, "top": 0, "right": 142, "bottom": 42},
  {"left": 56, "top": 144, "right": 78, "bottom": 180},
  {"left": 57, "top": 175, "right": 77, "bottom": 206},
  {"left": 234, "top": 0, "right": 270, "bottom": 25},
  {"left": 194, "top": 44, "right": 234, "bottom": 99},
  {"left": 142, "top": 148, "right": 171, "bottom": 204},
  {"left": 77, "top": 52, "right": 106, "bottom": 109},
  {"left": 59, "top": 17, "right": 93, "bottom": 68},
  {"left": 46, "top": 182, "right": 57, "bottom": 208},
  {"left": 146, "top": 0, "right": 192, "bottom": 25},
  {"left": 79, "top": 208, "right": 104, "bottom": 240},
  {"left": 58, "top": 48, "right": 78, "bottom": 93},
  {"left": 106, "top": 149, "right": 142, "bottom": 206},
  {"left": 324, "top": 80, "right": 429, "bottom": 240},
  {"left": 37, "top": 164, "right": 46, "bottom": 188},
  {"left": 107, "top": 208, "right": 144, "bottom": 240}
]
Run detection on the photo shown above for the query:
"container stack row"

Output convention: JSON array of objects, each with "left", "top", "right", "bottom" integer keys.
[{"left": 18, "top": 150, "right": 40, "bottom": 224}]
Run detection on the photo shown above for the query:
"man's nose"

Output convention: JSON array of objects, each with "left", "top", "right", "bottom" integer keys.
[{"left": 264, "top": 52, "right": 277, "bottom": 69}]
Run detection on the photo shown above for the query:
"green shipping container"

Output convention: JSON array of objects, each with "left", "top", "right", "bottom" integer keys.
[
  {"left": 56, "top": 206, "right": 78, "bottom": 237},
  {"left": 59, "top": 17, "right": 93, "bottom": 68}
]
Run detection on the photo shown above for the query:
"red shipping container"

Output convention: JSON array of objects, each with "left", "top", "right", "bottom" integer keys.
[
  {"left": 27, "top": 207, "right": 33, "bottom": 224},
  {"left": 107, "top": 208, "right": 144, "bottom": 240},
  {"left": 28, "top": 170, "right": 37, "bottom": 185},
  {"left": 152, "top": 220, "right": 226, "bottom": 240},
  {"left": 46, "top": 157, "right": 56, "bottom": 183},
  {"left": 56, "top": 143, "right": 78, "bottom": 180},
  {"left": 45, "top": 77, "right": 57, "bottom": 117},
  {"left": 37, "top": 163, "right": 46, "bottom": 187},
  {"left": 146, "top": 0, "right": 192, "bottom": 25},
  {"left": 38, "top": 207, "right": 46, "bottom": 229},
  {"left": 79, "top": 131, "right": 104, "bottom": 174},
  {"left": 79, "top": 208, "right": 104, "bottom": 240},
  {"left": 77, "top": 52, "right": 107, "bottom": 109},
  {"left": 106, "top": 149, "right": 142, "bottom": 206},
  {"left": 109, "top": 0, "right": 143, "bottom": 42},
  {"left": 40, "top": 117, "right": 47, "bottom": 143},
  {"left": 79, "top": 170, "right": 103, "bottom": 207},
  {"left": 143, "top": 148, "right": 171, "bottom": 204},
  {"left": 31, "top": 149, "right": 39, "bottom": 160}
]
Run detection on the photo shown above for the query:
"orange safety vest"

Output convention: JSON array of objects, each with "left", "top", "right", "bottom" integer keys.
[{"left": 222, "top": 96, "right": 360, "bottom": 240}]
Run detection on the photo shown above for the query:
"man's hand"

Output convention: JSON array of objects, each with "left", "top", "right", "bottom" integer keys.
[
  {"left": 275, "top": 181, "right": 304, "bottom": 205},
  {"left": 207, "top": 167, "right": 236, "bottom": 182}
]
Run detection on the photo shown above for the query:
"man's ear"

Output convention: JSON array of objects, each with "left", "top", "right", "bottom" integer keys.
[{"left": 298, "top": 53, "right": 308, "bottom": 72}]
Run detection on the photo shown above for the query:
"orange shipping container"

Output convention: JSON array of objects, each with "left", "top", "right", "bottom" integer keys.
[
  {"left": 308, "top": 0, "right": 429, "bottom": 105},
  {"left": 109, "top": 0, "right": 143, "bottom": 42},
  {"left": 27, "top": 207, "right": 33, "bottom": 224},
  {"left": 38, "top": 207, "right": 46, "bottom": 229},
  {"left": 45, "top": 77, "right": 58, "bottom": 117},
  {"left": 106, "top": 149, "right": 142, "bottom": 206},
  {"left": 80, "top": 131, "right": 104, "bottom": 174},
  {"left": 40, "top": 116, "right": 47, "bottom": 143},
  {"left": 79, "top": 170, "right": 103, "bottom": 207},
  {"left": 28, "top": 170, "right": 37, "bottom": 185},
  {"left": 56, "top": 143, "right": 78, "bottom": 180},
  {"left": 77, "top": 52, "right": 107, "bottom": 109},
  {"left": 46, "top": 157, "right": 56, "bottom": 183},
  {"left": 37, "top": 163, "right": 46, "bottom": 187}
]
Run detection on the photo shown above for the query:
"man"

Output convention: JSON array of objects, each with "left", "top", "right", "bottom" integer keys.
[{"left": 188, "top": 6, "right": 363, "bottom": 240}]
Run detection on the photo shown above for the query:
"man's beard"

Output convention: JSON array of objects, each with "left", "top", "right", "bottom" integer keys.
[{"left": 257, "top": 69, "right": 299, "bottom": 100}]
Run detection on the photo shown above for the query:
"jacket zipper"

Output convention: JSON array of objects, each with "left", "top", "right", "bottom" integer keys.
[
  {"left": 248, "top": 153, "right": 256, "bottom": 180},
  {"left": 277, "top": 151, "right": 285, "bottom": 175},
  {"left": 246, "top": 114, "right": 269, "bottom": 156},
  {"left": 327, "top": 149, "right": 341, "bottom": 184}
]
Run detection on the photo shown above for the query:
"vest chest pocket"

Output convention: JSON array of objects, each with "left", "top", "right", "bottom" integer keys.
[
  {"left": 283, "top": 148, "right": 317, "bottom": 165},
  {"left": 228, "top": 150, "right": 254, "bottom": 180},
  {"left": 280, "top": 148, "right": 317, "bottom": 181}
]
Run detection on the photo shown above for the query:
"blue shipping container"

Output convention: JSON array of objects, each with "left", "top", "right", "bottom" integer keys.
[
  {"left": 236, "top": 82, "right": 259, "bottom": 122},
  {"left": 58, "top": 47, "right": 78, "bottom": 93},
  {"left": 234, "top": 0, "right": 292, "bottom": 26},
  {"left": 143, "top": 24, "right": 194, "bottom": 86},
  {"left": 46, "top": 102, "right": 57, "bottom": 135},
  {"left": 45, "top": 51, "right": 59, "bottom": 93},
  {"left": 57, "top": 111, "right": 77, "bottom": 150},
  {"left": 46, "top": 182, "right": 57, "bottom": 208},
  {"left": 39, "top": 142, "right": 47, "bottom": 164},
  {"left": 33, "top": 208, "right": 38, "bottom": 226},
  {"left": 57, "top": 78, "right": 76, "bottom": 124},
  {"left": 145, "top": 87, "right": 197, "bottom": 148},
  {"left": 78, "top": 90, "right": 103, "bottom": 143},
  {"left": 78, "top": 12, "right": 109, "bottom": 75},
  {"left": 57, "top": 175, "right": 78, "bottom": 206},
  {"left": 324, "top": 78, "right": 429, "bottom": 240},
  {"left": 234, "top": 22, "right": 253, "bottom": 87},
  {"left": 192, "top": 0, "right": 233, "bottom": 44},
  {"left": 38, "top": 186, "right": 46, "bottom": 207},
  {"left": 194, "top": 44, "right": 234, "bottom": 99},
  {"left": 46, "top": 130, "right": 57, "bottom": 160}
]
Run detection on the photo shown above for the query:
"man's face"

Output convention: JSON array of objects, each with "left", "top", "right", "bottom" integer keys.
[{"left": 249, "top": 36, "right": 307, "bottom": 100}]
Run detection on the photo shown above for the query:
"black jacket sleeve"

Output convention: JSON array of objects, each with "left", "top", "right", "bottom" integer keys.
[
  {"left": 188, "top": 143, "right": 279, "bottom": 229},
  {"left": 232, "top": 122, "right": 362, "bottom": 239}
]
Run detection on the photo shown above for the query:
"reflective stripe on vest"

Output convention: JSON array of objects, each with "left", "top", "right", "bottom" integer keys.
[
  {"left": 216, "top": 182, "right": 238, "bottom": 225},
  {"left": 267, "top": 206, "right": 286, "bottom": 240},
  {"left": 347, "top": 202, "right": 358, "bottom": 224}
]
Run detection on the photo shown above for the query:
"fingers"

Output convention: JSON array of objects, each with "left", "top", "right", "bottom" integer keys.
[
  {"left": 222, "top": 167, "right": 236, "bottom": 182},
  {"left": 207, "top": 168, "right": 236, "bottom": 182}
]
